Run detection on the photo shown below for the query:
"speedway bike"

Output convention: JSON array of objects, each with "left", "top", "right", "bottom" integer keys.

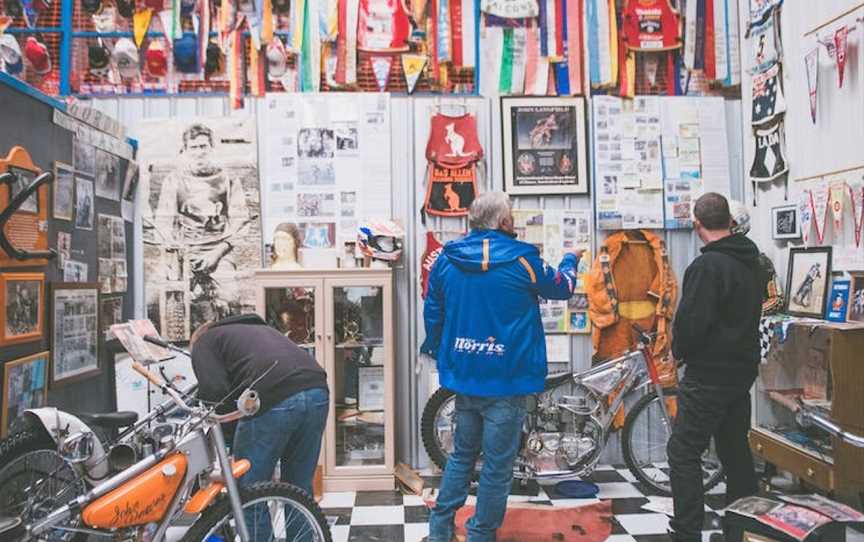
[
  {"left": 0, "top": 336, "right": 331, "bottom": 542},
  {"left": 422, "top": 326, "right": 724, "bottom": 495}
]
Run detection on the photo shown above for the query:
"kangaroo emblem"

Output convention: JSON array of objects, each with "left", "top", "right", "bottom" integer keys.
[
  {"left": 444, "top": 123, "right": 471, "bottom": 158},
  {"left": 443, "top": 183, "right": 461, "bottom": 210}
]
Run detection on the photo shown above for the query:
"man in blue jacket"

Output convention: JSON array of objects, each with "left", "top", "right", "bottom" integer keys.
[{"left": 421, "top": 191, "right": 580, "bottom": 542}]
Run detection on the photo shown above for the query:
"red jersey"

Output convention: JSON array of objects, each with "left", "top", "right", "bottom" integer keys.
[
  {"left": 621, "top": 0, "right": 681, "bottom": 52},
  {"left": 420, "top": 231, "right": 444, "bottom": 298},
  {"left": 425, "top": 113, "right": 484, "bottom": 168},
  {"left": 357, "top": 0, "right": 411, "bottom": 51}
]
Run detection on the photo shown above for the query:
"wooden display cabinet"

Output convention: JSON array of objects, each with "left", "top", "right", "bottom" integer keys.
[
  {"left": 751, "top": 321, "right": 864, "bottom": 507},
  {"left": 254, "top": 268, "right": 395, "bottom": 491}
]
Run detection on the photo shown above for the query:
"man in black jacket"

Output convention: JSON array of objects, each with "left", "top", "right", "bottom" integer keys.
[
  {"left": 190, "top": 314, "right": 329, "bottom": 496},
  {"left": 668, "top": 193, "right": 765, "bottom": 542}
]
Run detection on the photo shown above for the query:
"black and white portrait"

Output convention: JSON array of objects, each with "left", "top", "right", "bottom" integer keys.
[
  {"left": 5, "top": 279, "right": 40, "bottom": 338},
  {"left": 75, "top": 178, "right": 94, "bottom": 230},
  {"left": 786, "top": 247, "right": 832, "bottom": 318},
  {"left": 51, "top": 285, "right": 99, "bottom": 384},
  {"left": 53, "top": 162, "right": 75, "bottom": 221},
  {"left": 7, "top": 166, "right": 38, "bottom": 213},
  {"left": 772, "top": 204, "right": 801, "bottom": 240},
  {"left": 100, "top": 296, "right": 124, "bottom": 341},
  {"left": 139, "top": 117, "right": 261, "bottom": 341},
  {"left": 73, "top": 139, "right": 96, "bottom": 176},
  {"left": 297, "top": 128, "right": 336, "bottom": 185},
  {"left": 95, "top": 149, "right": 121, "bottom": 201},
  {"left": 297, "top": 192, "right": 336, "bottom": 218},
  {"left": 335, "top": 123, "right": 359, "bottom": 155},
  {"left": 850, "top": 274, "right": 864, "bottom": 323}
]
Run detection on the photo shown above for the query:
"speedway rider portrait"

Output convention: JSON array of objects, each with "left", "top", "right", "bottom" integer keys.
[{"left": 421, "top": 191, "right": 580, "bottom": 542}]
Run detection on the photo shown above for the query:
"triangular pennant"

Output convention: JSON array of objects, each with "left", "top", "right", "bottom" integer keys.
[
  {"left": 799, "top": 190, "right": 813, "bottom": 246},
  {"left": 401, "top": 53, "right": 426, "bottom": 93},
  {"left": 829, "top": 179, "right": 847, "bottom": 233},
  {"left": 804, "top": 47, "right": 819, "bottom": 124},
  {"left": 851, "top": 183, "right": 864, "bottom": 247},
  {"left": 811, "top": 180, "right": 830, "bottom": 244},
  {"left": 371, "top": 56, "right": 392, "bottom": 92},
  {"left": 133, "top": 9, "right": 153, "bottom": 48},
  {"left": 834, "top": 25, "right": 849, "bottom": 88}
]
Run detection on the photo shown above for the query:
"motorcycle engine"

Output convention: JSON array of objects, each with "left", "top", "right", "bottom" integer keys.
[{"left": 523, "top": 393, "right": 603, "bottom": 476}]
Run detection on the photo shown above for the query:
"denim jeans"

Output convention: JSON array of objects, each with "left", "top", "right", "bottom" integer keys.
[
  {"left": 428, "top": 394, "right": 527, "bottom": 542},
  {"left": 232, "top": 387, "right": 329, "bottom": 539},
  {"left": 668, "top": 374, "right": 758, "bottom": 542}
]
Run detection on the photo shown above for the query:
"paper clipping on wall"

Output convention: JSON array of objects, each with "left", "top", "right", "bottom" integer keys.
[{"left": 137, "top": 116, "right": 262, "bottom": 341}]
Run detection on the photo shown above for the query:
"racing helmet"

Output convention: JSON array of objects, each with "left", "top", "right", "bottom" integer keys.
[
  {"left": 357, "top": 220, "right": 405, "bottom": 262},
  {"left": 729, "top": 199, "right": 750, "bottom": 235}
]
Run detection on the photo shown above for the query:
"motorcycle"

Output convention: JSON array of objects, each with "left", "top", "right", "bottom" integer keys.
[
  {"left": 422, "top": 326, "right": 724, "bottom": 495},
  {"left": 0, "top": 335, "right": 330, "bottom": 541}
]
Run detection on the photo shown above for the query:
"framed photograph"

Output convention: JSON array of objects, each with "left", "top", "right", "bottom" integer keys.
[
  {"left": 53, "top": 162, "right": 75, "bottom": 221},
  {"left": 100, "top": 295, "right": 124, "bottom": 341},
  {"left": 51, "top": 283, "right": 100, "bottom": 385},
  {"left": 825, "top": 280, "right": 851, "bottom": 323},
  {"left": 0, "top": 272, "right": 45, "bottom": 346},
  {"left": 358, "top": 365, "right": 385, "bottom": 411},
  {"left": 771, "top": 204, "right": 801, "bottom": 240},
  {"left": 74, "top": 177, "right": 94, "bottom": 230},
  {"left": 2, "top": 351, "right": 49, "bottom": 436},
  {"left": 849, "top": 273, "right": 864, "bottom": 323},
  {"left": 785, "top": 247, "right": 832, "bottom": 319},
  {"left": 501, "top": 96, "right": 589, "bottom": 196},
  {"left": 94, "top": 148, "right": 121, "bottom": 201},
  {"left": 7, "top": 165, "right": 39, "bottom": 213}
]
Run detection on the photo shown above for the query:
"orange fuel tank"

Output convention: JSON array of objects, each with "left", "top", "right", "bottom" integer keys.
[{"left": 82, "top": 453, "right": 188, "bottom": 529}]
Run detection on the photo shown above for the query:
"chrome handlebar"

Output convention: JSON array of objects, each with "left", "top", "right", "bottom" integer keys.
[{"left": 797, "top": 405, "right": 864, "bottom": 449}]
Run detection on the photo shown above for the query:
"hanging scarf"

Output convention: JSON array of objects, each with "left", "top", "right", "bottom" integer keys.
[
  {"left": 712, "top": 0, "right": 728, "bottom": 81},
  {"left": 510, "top": 27, "right": 527, "bottom": 94},
  {"left": 805, "top": 47, "right": 818, "bottom": 124},
  {"left": 725, "top": 0, "right": 741, "bottom": 86},
  {"left": 228, "top": 23, "right": 243, "bottom": 109},
  {"left": 829, "top": 180, "right": 847, "bottom": 233},
  {"left": 524, "top": 25, "right": 544, "bottom": 94},
  {"left": 538, "top": 0, "right": 548, "bottom": 57},
  {"left": 834, "top": 25, "right": 849, "bottom": 88},
  {"left": 694, "top": 0, "right": 705, "bottom": 70},
  {"left": 462, "top": 0, "right": 476, "bottom": 68},
  {"left": 704, "top": 0, "right": 716, "bottom": 79},
  {"left": 171, "top": 0, "right": 182, "bottom": 40},
  {"left": 587, "top": 0, "right": 600, "bottom": 85},
  {"left": 450, "top": 0, "right": 463, "bottom": 66},
  {"left": 198, "top": 0, "right": 210, "bottom": 67},
  {"left": 437, "top": 0, "right": 451, "bottom": 64},
  {"left": 428, "top": 0, "right": 439, "bottom": 81},
  {"left": 345, "top": 0, "right": 358, "bottom": 84},
  {"left": 751, "top": 62, "right": 786, "bottom": 125},
  {"left": 607, "top": 0, "right": 618, "bottom": 86},
  {"left": 554, "top": 0, "right": 564, "bottom": 58},
  {"left": 335, "top": 0, "right": 347, "bottom": 84},
  {"left": 566, "top": 0, "right": 582, "bottom": 94},
  {"left": 684, "top": 0, "right": 698, "bottom": 69},
  {"left": 249, "top": 40, "right": 265, "bottom": 96},
  {"left": 290, "top": 0, "right": 305, "bottom": 50},
  {"left": 480, "top": 25, "right": 503, "bottom": 95},
  {"left": 500, "top": 27, "right": 514, "bottom": 93},
  {"left": 811, "top": 181, "right": 829, "bottom": 245},
  {"left": 799, "top": 190, "right": 813, "bottom": 246},
  {"left": 554, "top": 0, "right": 569, "bottom": 94}
]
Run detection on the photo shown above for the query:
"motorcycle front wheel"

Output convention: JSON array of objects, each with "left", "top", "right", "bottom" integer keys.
[
  {"left": 180, "top": 481, "right": 331, "bottom": 542},
  {"left": 622, "top": 388, "right": 724, "bottom": 496}
]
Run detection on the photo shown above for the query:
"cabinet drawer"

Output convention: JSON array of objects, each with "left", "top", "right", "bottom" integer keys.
[{"left": 749, "top": 428, "right": 833, "bottom": 491}]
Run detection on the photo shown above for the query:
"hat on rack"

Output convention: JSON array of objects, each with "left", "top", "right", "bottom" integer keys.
[
  {"left": 88, "top": 41, "right": 111, "bottom": 77},
  {"left": 144, "top": 39, "right": 167, "bottom": 76},
  {"left": 0, "top": 34, "right": 23, "bottom": 75},
  {"left": 266, "top": 36, "right": 288, "bottom": 80},
  {"left": 173, "top": 33, "right": 197, "bottom": 73},
  {"left": 204, "top": 40, "right": 223, "bottom": 77},
  {"left": 115, "top": 0, "right": 134, "bottom": 18},
  {"left": 81, "top": 0, "right": 102, "bottom": 14},
  {"left": 112, "top": 37, "right": 139, "bottom": 79},
  {"left": 24, "top": 35, "right": 50, "bottom": 74}
]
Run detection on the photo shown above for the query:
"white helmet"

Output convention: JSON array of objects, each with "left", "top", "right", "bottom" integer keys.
[
  {"left": 729, "top": 200, "right": 750, "bottom": 235},
  {"left": 357, "top": 220, "right": 405, "bottom": 262}
]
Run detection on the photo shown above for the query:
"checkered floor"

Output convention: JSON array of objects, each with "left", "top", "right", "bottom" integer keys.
[{"left": 320, "top": 464, "right": 726, "bottom": 542}]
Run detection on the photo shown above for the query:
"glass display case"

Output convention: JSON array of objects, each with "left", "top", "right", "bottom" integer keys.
[
  {"left": 255, "top": 269, "right": 395, "bottom": 491},
  {"left": 751, "top": 320, "right": 864, "bottom": 504}
]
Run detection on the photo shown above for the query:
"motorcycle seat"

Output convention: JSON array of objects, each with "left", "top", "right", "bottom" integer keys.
[
  {"left": 78, "top": 411, "right": 139, "bottom": 429},
  {"left": 545, "top": 372, "right": 572, "bottom": 390}
]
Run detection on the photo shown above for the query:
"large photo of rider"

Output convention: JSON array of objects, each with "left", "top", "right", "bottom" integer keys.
[
  {"left": 138, "top": 117, "right": 262, "bottom": 342},
  {"left": 501, "top": 96, "right": 588, "bottom": 195}
]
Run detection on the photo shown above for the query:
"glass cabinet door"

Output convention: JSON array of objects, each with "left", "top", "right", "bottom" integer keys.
[
  {"left": 262, "top": 286, "right": 319, "bottom": 359},
  {"left": 331, "top": 285, "right": 387, "bottom": 468}
]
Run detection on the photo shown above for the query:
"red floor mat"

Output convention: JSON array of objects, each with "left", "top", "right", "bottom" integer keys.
[{"left": 452, "top": 500, "right": 613, "bottom": 542}]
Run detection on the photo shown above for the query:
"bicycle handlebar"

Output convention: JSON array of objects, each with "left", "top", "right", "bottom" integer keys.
[
  {"left": 797, "top": 404, "right": 864, "bottom": 449},
  {"left": 0, "top": 171, "right": 57, "bottom": 261}
]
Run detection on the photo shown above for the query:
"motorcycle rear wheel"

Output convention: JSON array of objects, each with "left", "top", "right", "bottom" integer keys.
[
  {"left": 622, "top": 388, "right": 724, "bottom": 496},
  {"left": 420, "top": 387, "right": 457, "bottom": 472}
]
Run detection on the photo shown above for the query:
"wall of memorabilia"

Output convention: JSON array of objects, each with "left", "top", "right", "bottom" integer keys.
[{"left": 0, "top": 76, "right": 138, "bottom": 435}]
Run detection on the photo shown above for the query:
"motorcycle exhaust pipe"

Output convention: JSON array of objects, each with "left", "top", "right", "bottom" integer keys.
[{"left": 108, "top": 444, "right": 138, "bottom": 472}]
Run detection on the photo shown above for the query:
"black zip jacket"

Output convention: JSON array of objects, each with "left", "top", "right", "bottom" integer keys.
[
  {"left": 191, "top": 314, "right": 328, "bottom": 415},
  {"left": 672, "top": 234, "right": 766, "bottom": 385}
]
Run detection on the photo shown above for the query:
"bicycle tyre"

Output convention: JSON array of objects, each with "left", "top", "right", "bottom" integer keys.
[
  {"left": 0, "top": 429, "right": 87, "bottom": 542},
  {"left": 420, "top": 387, "right": 456, "bottom": 471},
  {"left": 180, "top": 481, "right": 331, "bottom": 542},
  {"left": 622, "top": 388, "right": 724, "bottom": 496}
]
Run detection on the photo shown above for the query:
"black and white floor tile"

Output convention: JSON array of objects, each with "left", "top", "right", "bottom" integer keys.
[{"left": 320, "top": 465, "right": 725, "bottom": 542}]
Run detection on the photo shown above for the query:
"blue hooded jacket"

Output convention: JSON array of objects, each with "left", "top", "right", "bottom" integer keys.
[{"left": 421, "top": 229, "right": 578, "bottom": 397}]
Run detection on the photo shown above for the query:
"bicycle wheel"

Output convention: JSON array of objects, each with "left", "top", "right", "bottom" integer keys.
[
  {"left": 622, "top": 389, "right": 724, "bottom": 496},
  {"left": 0, "top": 429, "right": 87, "bottom": 542},
  {"left": 180, "top": 481, "right": 331, "bottom": 542},
  {"left": 420, "top": 387, "right": 457, "bottom": 471}
]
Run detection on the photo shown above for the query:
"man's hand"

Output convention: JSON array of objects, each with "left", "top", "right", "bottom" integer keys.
[{"left": 190, "top": 248, "right": 224, "bottom": 274}]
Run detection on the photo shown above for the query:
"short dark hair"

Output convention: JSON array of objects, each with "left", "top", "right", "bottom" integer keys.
[
  {"left": 693, "top": 192, "right": 731, "bottom": 230},
  {"left": 182, "top": 124, "right": 214, "bottom": 148}
]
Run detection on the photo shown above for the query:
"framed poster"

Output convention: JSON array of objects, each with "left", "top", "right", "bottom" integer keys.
[
  {"left": 53, "top": 161, "right": 75, "bottom": 221},
  {"left": 358, "top": 365, "right": 385, "bottom": 411},
  {"left": 825, "top": 280, "right": 850, "bottom": 323},
  {"left": 501, "top": 97, "right": 589, "bottom": 195},
  {"left": 51, "top": 283, "right": 100, "bottom": 385},
  {"left": 785, "top": 247, "right": 832, "bottom": 319},
  {"left": 0, "top": 146, "right": 50, "bottom": 267},
  {"left": 0, "top": 272, "right": 45, "bottom": 346},
  {"left": 849, "top": 273, "right": 864, "bottom": 323},
  {"left": 2, "top": 351, "right": 49, "bottom": 436},
  {"left": 771, "top": 204, "right": 800, "bottom": 240}
]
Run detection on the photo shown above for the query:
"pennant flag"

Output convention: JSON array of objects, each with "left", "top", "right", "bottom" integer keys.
[
  {"left": 249, "top": 41, "right": 265, "bottom": 96},
  {"left": 437, "top": 0, "right": 451, "bottom": 63},
  {"left": 854, "top": 184, "right": 864, "bottom": 247},
  {"left": 524, "top": 26, "right": 542, "bottom": 94},
  {"left": 371, "top": 55, "right": 392, "bottom": 91},
  {"left": 834, "top": 26, "right": 849, "bottom": 88},
  {"left": 228, "top": 24, "right": 244, "bottom": 109},
  {"left": 262, "top": 0, "right": 273, "bottom": 43},
  {"left": 510, "top": 28, "right": 527, "bottom": 94},
  {"left": 713, "top": 0, "right": 728, "bottom": 81},
  {"left": 683, "top": 0, "right": 698, "bottom": 69},
  {"left": 335, "top": 0, "right": 347, "bottom": 84},
  {"left": 171, "top": 0, "right": 182, "bottom": 40},
  {"left": 133, "top": 9, "right": 153, "bottom": 47},
  {"left": 829, "top": 180, "right": 847, "bottom": 233},
  {"left": 290, "top": 0, "right": 305, "bottom": 50},
  {"left": 704, "top": 0, "right": 716, "bottom": 80},
  {"left": 402, "top": 53, "right": 426, "bottom": 93},
  {"left": 461, "top": 0, "right": 476, "bottom": 68},
  {"left": 198, "top": 0, "right": 210, "bottom": 68},
  {"left": 607, "top": 0, "right": 618, "bottom": 86},
  {"left": 345, "top": 0, "right": 358, "bottom": 84},
  {"left": 805, "top": 47, "right": 819, "bottom": 124},
  {"left": 500, "top": 27, "right": 514, "bottom": 93},
  {"left": 450, "top": 0, "right": 463, "bottom": 66},
  {"left": 479, "top": 25, "right": 503, "bottom": 95},
  {"left": 811, "top": 181, "right": 829, "bottom": 244},
  {"left": 159, "top": 9, "right": 175, "bottom": 41},
  {"left": 566, "top": 0, "right": 582, "bottom": 94},
  {"left": 799, "top": 190, "right": 813, "bottom": 246}
]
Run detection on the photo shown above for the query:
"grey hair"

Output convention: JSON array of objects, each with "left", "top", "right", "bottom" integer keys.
[{"left": 469, "top": 191, "right": 512, "bottom": 230}]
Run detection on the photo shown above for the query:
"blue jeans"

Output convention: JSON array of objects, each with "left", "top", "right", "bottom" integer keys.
[
  {"left": 232, "top": 387, "right": 329, "bottom": 539},
  {"left": 428, "top": 394, "right": 527, "bottom": 542}
]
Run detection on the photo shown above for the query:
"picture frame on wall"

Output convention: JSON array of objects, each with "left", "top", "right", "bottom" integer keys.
[
  {"left": 501, "top": 96, "right": 589, "bottom": 196},
  {"left": 785, "top": 247, "right": 832, "bottom": 319},
  {"left": 51, "top": 283, "right": 100, "bottom": 385},
  {"left": 53, "top": 162, "right": 75, "bottom": 221},
  {"left": 0, "top": 272, "right": 45, "bottom": 347},
  {"left": 771, "top": 204, "right": 801, "bottom": 240},
  {"left": 2, "top": 351, "right": 49, "bottom": 436},
  {"left": 849, "top": 273, "right": 864, "bottom": 323}
]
